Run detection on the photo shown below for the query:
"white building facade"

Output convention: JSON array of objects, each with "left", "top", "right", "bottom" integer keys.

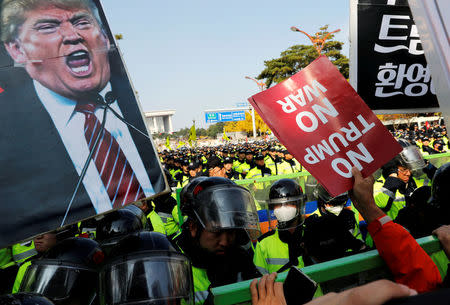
[{"left": 144, "top": 110, "right": 176, "bottom": 134}]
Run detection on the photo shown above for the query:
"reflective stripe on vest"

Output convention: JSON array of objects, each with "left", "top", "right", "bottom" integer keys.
[
  {"left": 194, "top": 291, "right": 208, "bottom": 303},
  {"left": 266, "top": 258, "right": 289, "bottom": 265},
  {"left": 157, "top": 212, "right": 173, "bottom": 224},
  {"left": 256, "top": 266, "right": 269, "bottom": 275},
  {"left": 380, "top": 187, "right": 395, "bottom": 199},
  {"left": 13, "top": 248, "right": 37, "bottom": 263}
]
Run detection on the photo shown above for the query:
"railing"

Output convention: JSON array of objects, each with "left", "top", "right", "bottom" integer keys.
[{"left": 211, "top": 236, "right": 442, "bottom": 305}]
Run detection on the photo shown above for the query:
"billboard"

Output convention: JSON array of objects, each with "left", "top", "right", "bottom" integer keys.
[
  {"left": 205, "top": 110, "right": 246, "bottom": 123},
  {"left": 0, "top": 0, "right": 168, "bottom": 247},
  {"left": 350, "top": 0, "right": 440, "bottom": 113}
]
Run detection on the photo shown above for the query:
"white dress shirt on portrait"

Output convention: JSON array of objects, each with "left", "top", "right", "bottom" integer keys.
[{"left": 35, "top": 80, "right": 155, "bottom": 213}]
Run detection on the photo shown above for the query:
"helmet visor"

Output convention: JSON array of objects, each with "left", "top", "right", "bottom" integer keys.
[
  {"left": 100, "top": 253, "right": 193, "bottom": 305},
  {"left": 19, "top": 262, "right": 97, "bottom": 303},
  {"left": 400, "top": 146, "right": 426, "bottom": 171},
  {"left": 319, "top": 193, "right": 348, "bottom": 207},
  {"left": 194, "top": 186, "right": 261, "bottom": 240},
  {"left": 267, "top": 195, "right": 306, "bottom": 207}
]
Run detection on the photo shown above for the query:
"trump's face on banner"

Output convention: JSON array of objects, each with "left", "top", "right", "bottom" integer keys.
[{"left": 3, "top": 0, "right": 111, "bottom": 100}]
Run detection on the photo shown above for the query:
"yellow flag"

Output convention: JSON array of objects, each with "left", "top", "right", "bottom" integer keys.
[
  {"left": 188, "top": 122, "right": 196, "bottom": 147},
  {"left": 223, "top": 129, "right": 230, "bottom": 141},
  {"left": 177, "top": 141, "right": 185, "bottom": 148},
  {"left": 165, "top": 136, "right": 171, "bottom": 150}
]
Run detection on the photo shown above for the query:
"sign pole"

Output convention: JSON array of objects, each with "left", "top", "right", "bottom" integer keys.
[{"left": 251, "top": 107, "right": 257, "bottom": 138}]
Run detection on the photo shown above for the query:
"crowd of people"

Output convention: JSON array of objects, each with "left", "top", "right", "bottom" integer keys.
[
  {"left": 0, "top": 121, "right": 449, "bottom": 305},
  {"left": 389, "top": 122, "right": 448, "bottom": 155}
]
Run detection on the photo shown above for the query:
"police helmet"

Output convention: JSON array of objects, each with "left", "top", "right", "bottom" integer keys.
[
  {"left": 123, "top": 204, "right": 150, "bottom": 230},
  {"left": 179, "top": 176, "right": 209, "bottom": 215},
  {"left": 19, "top": 238, "right": 104, "bottom": 305},
  {"left": 315, "top": 184, "right": 348, "bottom": 216},
  {"left": 254, "top": 152, "right": 264, "bottom": 161},
  {"left": 268, "top": 179, "right": 306, "bottom": 229},
  {"left": 182, "top": 177, "right": 260, "bottom": 242},
  {"left": 397, "top": 138, "right": 426, "bottom": 172},
  {"left": 99, "top": 232, "right": 193, "bottom": 305},
  {"left": 188, "top": 160, "right": 200, "bottom": 171},
  {"left": 95, "top": 209, "right": 145, "bottom": 248},
  {"left": 223, "top": 157, "right": 233, "bottom": 164}
]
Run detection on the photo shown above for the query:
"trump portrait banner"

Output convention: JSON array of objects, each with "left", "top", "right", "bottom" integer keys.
[
  {"left": 0, "top": 0, "right": 168, "bottom": 248},
  {"left": 248, "top": 56, "right": 402, "bottom": 197}
]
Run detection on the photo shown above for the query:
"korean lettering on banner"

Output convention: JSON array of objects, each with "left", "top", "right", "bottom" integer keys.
[
  {"left": 357, "top": 0, "right": 439, "bottom": 109},
  {"left": 248, "top": 56, "right": 402, "bottom": 196}
]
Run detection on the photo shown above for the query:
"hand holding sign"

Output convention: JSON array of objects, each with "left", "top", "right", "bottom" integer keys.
[{"left": 248, "top": 56, "right": 401, "bottom": 196}]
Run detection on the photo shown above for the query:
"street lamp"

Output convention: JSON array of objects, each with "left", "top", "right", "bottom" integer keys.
[
  {"left": 245, "top": 76, "right": 266, "bottom": 92},
  {"left": 245, "top": 76, "right": 266, "bottom": 138},
  {"left": 290, "top": 26, "right": 341, "bottom": 56}
]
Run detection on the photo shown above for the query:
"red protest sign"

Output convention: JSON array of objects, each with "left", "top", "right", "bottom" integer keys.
[{"left": 248, "top": 56, "right": 402, "bottom": 196}]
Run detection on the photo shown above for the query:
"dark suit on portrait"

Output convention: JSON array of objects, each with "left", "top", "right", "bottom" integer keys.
[{"left": 0, "top": 52, "right": 166, "bottom": 248}]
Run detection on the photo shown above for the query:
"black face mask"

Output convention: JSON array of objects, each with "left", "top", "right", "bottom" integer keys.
[{"left": 256, "top": 163, "right": 265, "bottom": 170}]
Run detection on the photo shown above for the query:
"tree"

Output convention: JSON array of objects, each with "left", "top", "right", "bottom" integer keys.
[
  {"left": 206, "top": 122, "right": 225, "bottom": 138},
  {"left": 256, "top": 25, "right": 349, "bottom": 88},
  {"left": 377, "top": 113, "right": 420, "bottom": 130},
  {"left": 225, "top": 111, "right": 270, "bottom": 136}
]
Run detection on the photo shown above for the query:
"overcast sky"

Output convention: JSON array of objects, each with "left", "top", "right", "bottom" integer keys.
[{"left": 101, "top": 0, "right": 350, "bottom": 130}]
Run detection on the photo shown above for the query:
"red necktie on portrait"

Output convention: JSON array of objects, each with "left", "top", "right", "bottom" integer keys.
[{"left": 76, "top": 101, "right": 145, "bottom": 208}]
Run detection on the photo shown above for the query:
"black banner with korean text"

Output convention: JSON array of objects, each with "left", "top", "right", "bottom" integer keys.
[{"left": 356, "top": 0, "right": 439, "bottom": 110}]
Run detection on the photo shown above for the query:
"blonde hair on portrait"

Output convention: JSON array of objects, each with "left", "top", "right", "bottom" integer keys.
[{"left": 1, "top": 0, "right": 103, "bottom": 42}]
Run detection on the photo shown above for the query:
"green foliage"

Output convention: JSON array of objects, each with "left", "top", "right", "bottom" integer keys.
[
  {"left": 206, "top": 122, "right": 225, "bottom": 137},
  {"left": 256, "top": 25, "right": 349, "bottom": 88},
  {"left": 167, "top": 123, "right": 223, "bottom": 139}
]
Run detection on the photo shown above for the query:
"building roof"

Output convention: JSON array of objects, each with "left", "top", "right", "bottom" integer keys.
[{"left": 144, "top": 110, "right": 176, "bottom": 117}]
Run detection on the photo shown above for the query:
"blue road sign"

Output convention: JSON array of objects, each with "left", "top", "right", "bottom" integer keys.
[{"left": 205, "top": 110, "right": 246, "bottom": 123}]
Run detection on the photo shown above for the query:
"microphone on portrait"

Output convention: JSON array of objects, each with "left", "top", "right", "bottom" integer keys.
[{"left": 97, "top": 91, "right": 152, "bottom": 141}]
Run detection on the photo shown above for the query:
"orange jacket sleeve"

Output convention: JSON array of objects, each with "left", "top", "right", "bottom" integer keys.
[{"left": 368, "top": 215, "right": 442, "bottom": 293}]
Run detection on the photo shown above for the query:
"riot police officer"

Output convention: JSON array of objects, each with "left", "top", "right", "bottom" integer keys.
[
  {"left": 173, "top": 177, "right": 261, "bottom": 304},
  {"left": 374, "top": 139, "right": 425, "bottom": 221},
  {"left": 253, "top": 179, "right": 306, "bottom": 274},
  {"left": 303, "top": 184, "right": 366, "bottom": 263}
]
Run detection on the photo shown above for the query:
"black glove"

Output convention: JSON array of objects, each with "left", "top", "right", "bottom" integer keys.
[
  {"left": 422, "top": 161, "right": 437, "bottom": 180},
  {"left": 383, "top": 176, "right": 406, "bottom": 193}
]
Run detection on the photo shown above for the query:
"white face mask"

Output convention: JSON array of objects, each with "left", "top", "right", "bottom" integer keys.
[
  {"left": 273, "top": 206, "right": 297, "bottom": 222},
  {"left": 325, "top": 205, "right": 344, "bottom": 216}
]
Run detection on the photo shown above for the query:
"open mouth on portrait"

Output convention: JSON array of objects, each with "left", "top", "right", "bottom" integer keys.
[{"left": 65, "top": 50, "right": 92, "bottom": 76}]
